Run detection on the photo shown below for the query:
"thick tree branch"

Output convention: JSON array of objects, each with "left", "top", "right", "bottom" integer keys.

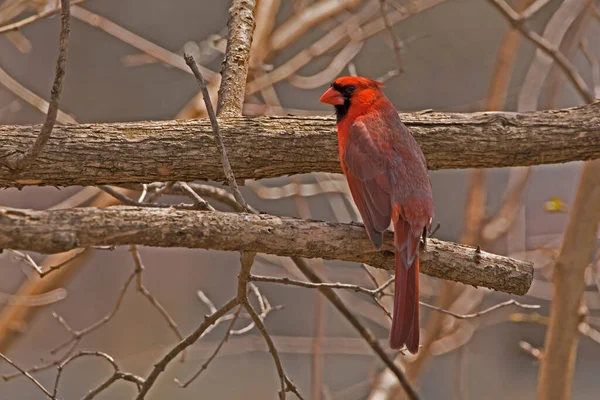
[
  {"left": 0, "top": 207, "right": 533, "bottom": 295},
  {"left": 0, "top": 103, "right": 598, "bottom": 188},
  {"left": 537, "top": 159, "right": 600, "bottom": 399}
]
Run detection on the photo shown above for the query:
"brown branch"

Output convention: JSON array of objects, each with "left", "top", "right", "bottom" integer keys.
[
  {"left": 0, "top": 351, "right": 53, "bottom": 398},
  {"left": 537, "top": 159, "right": 600, "bottom": 399},
  {"left": 216, "top": 0, "right": 257, "bottom": 116},
  {"left": 54, "top": 351, "right": 144, "bottom": 399},
  {"left": 1, "top": 103, "right": 599, "bottom": 188},
  {"left": 0, "top": 65, "right": 76, "bottom": 124},
  {"left": 291, "top": 257, "right": 420, "bottom": 400},
  {"left": 184, "top": 54, "right": 250, "bottom": 211},
  {"left": 0, "top": 0, "right": 86, "bottom": 34},
  {"left": 4, "top": 0, "right": 70, "bottom": 171},
  {"left": 379, "top": 0, "right": 405, "bottom": 73},
  {"left": 69, "top": 5, "right": 216, "bottom": 79},
  {"left": 174, "top": 305, "right": 243, "bottom": 388},
  {"left": 487, "top": 0, "right": 594, "bottom": 102},
  {"left": 135, "top": 297, "right": 239, "bottom": 400},
  {"left": 0, "top": 207, "right": 534, "bottom": 295}
]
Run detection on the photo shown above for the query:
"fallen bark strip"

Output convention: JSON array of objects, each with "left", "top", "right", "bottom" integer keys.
[
  {"left": 0, "top": 207, "right": 533, "bottom": 295},
  {"left": 0, "top": 102, "right": 599, "bottom": 188}
]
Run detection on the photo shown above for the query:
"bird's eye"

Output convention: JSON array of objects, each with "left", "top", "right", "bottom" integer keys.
[{"left": 344, "top": 85, "right": 356, "bottom": 96}]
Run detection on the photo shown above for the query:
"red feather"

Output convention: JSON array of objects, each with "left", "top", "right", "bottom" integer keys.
[{"left": 320, "top": 76, "right": 434, "bottom": 353}]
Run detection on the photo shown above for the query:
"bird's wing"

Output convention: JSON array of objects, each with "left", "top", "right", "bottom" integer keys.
[{"left": 342, "top": 118, "right": 393, "bottom": 249}]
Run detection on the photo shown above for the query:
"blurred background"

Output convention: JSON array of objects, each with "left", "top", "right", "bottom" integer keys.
[{"left": 0, "top": 0, "right": 599, "bottom": 399}]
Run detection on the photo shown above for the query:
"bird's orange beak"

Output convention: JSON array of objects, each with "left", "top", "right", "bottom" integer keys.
[{"left": 319, "top": 87, "right": 345, "bottom": 105}]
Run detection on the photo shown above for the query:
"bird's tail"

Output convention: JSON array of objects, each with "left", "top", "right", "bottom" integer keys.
[{"left": 389, "top": 219, "right": 420, "bottom": 353}]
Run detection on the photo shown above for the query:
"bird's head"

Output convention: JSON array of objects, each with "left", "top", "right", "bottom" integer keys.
[{"left": 319, "top": 76, "right": 384, "bottom": 122}]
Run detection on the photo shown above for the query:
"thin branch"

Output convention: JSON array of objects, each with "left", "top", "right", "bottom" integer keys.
[
  {"left": 130, "top": 246, "right": 185, "bottom": 360},
  {"left": 176, "top": 182, "right": 215, "bottom": 211},
  {"left": 291, "top": 257, "right": 420, "bottom": 400},
  {"left": 174, "top": 305, "right": 243, "bottom": 388},
  {"left": 0, "top": 352, "right": 53, "bottom": 398},
  {"left": 135, "top": 297, "right": 239, "bottom": 400},
  {"left": 487, "top": 0, "right": 594, "bottom": 102},
  {"left": 379, "top": 0, "right": 405, "bottom": 73},
  {"left": 183, "top": 54, "right": 250, "bottom": 212},
  {"left": 53, "top": 351, "right": 144, "bottom": 399},
  {"left": 4, "top": 0, "right": 71, "bottom": 171},
  {"left": 0, "top": 0, "right": 86, "bottom": 34},
  {"left": 69, "top": 5, "right": 216, "bottom": 79},
  {"left": 252, "top": 275, "right": 540, "bottom": 319}
]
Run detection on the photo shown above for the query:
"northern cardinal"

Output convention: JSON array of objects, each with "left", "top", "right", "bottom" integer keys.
[{"left": 319, "top": 76, "right": 434, "bottom": 353}]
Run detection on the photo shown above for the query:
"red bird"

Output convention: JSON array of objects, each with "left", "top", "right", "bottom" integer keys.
[{"left": 319, "top": 76, "right": 434, "bottom": 353}]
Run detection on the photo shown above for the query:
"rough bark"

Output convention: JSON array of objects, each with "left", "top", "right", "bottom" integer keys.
[
  {"left": 1, "top": 103, "right": 599, "bottom": 188},
  {"left": 217, "top": 0, "right": 256, "bottom": 116},
  {"left": 0, "top": 207, "right": 533, "bottom": 295},
  {"left": 537, "top": 159, "right": 600, "bottom": 400}
]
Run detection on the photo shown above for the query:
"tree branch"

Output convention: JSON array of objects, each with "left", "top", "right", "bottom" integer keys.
[
  {"left": 3, "top": 0, "right": 71, "bottom": 171},
  {"left": 0, "top": 207, "right": 534, "bottom": 295},
  {"left": 537, "top": 159, "right": 600, "bottom": 399},
  {"left": 217, "top": 0, "right": 256, "bottom": 116},
  {"left": 1, "top": 103, "right": 598, "bottom": 188}
]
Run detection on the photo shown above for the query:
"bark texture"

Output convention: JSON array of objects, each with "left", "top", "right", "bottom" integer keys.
[
  {"left": 217, "top": 0, "right": 256, "bottom": 116},
  {"left": 0, "top": 103, "right": 599, "bottom": 188},
  {"left": 0, "top": 207, "right": 533, "bottom": 295}
]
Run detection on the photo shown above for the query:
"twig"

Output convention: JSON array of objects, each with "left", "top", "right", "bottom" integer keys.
[
  {"left": 183, "top": 54, "right": 250, "bottom": 212},
  {"left": 521, "top": 0, "right": 552, "bottom": 19},
  {"left": 0, "top": 65, "right": 76, "bottom": 124},
  {"left": 176, "top": 182, "right": 215, "bottom": 211},
  {"left": 291, "top": 257, "right": 420, "bottom": 400},
  {"left": 134, "top": 297, "right": 239, "bottom": 400},
  {"left": 49, "top": 270, "right": 137, "bottom": 354},
  {"left": 99, "top": 185, "right": 203, "bottom": 210},
  {"left": 580, "top": 38, "right": 600, "bottom": 99},
  {"left": 0, "top": 351, "right": 53, "bottom": 398},
  {"left": 174, "top": 305, "right": 243, "bottom": 388},
  {"left": 252, "top": 275, "right": 539, "bottom": 319},
  {"left": 4, "top": 0, "right": 70, "bottom": 170},
  {"left": 0, "top": 0, "right": 86, "bottom": 34},
  {"left": 130, "top": 246, "right": 185, "bottom": 360},
  {"left": 420, "top": 299, "right": 539, "bottom": 319},
  {"left": 69, "top": 5, "right": 216, "bottom": 79},
  {"left": 379, "top": 0, "right": 405, "bottom": 73},
  {"left": 53, "top": 351, "right": 144, "bottom": 399},
  {"left": 487, "top": 0, "right": 594, "bottom": 102}
]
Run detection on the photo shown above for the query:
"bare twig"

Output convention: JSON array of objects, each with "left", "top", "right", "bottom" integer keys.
[
  {"left": 0, "top": 0, "right": 85, "bottom": 34},
  {"left": 176, "top": 182, "right": 215, "bottom": 211},
  {"left": 130, "top": 246, "right": 185, "bottom": 360},
  {"left": 4, "top": 0, "right": 71, "bottom": 170},
  {"left": 0, "top": 351, "right": 53, "bottom": 398},
  {"left": 0, "top": 65, "right": 76, "bottom": 124},
  {"left": 69, "top": 5, "right": 216, "bottom": 79},
  {"left": 183, "top": 54, "right": 250, "bottom": 212},
  {"left": 487, "top": 0, "right": 594, "bottom": 102},
  {"left": 53, "top": 351, "right": 144, "bottom": 399},
  {"left": 580, "top": 38, "right": 600, "bottom": 99},
  {"left": 379, "top": 0, "right": 405, "bottom": 73},
  {"left": 135, "top": 297, "right": 239, "bottom": 399},
  {"left": 174, "top": 305, "right": 243, "bottom": 388},
  {"left": 291, "top": 257, "right": 420, "bottom": 400}
]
